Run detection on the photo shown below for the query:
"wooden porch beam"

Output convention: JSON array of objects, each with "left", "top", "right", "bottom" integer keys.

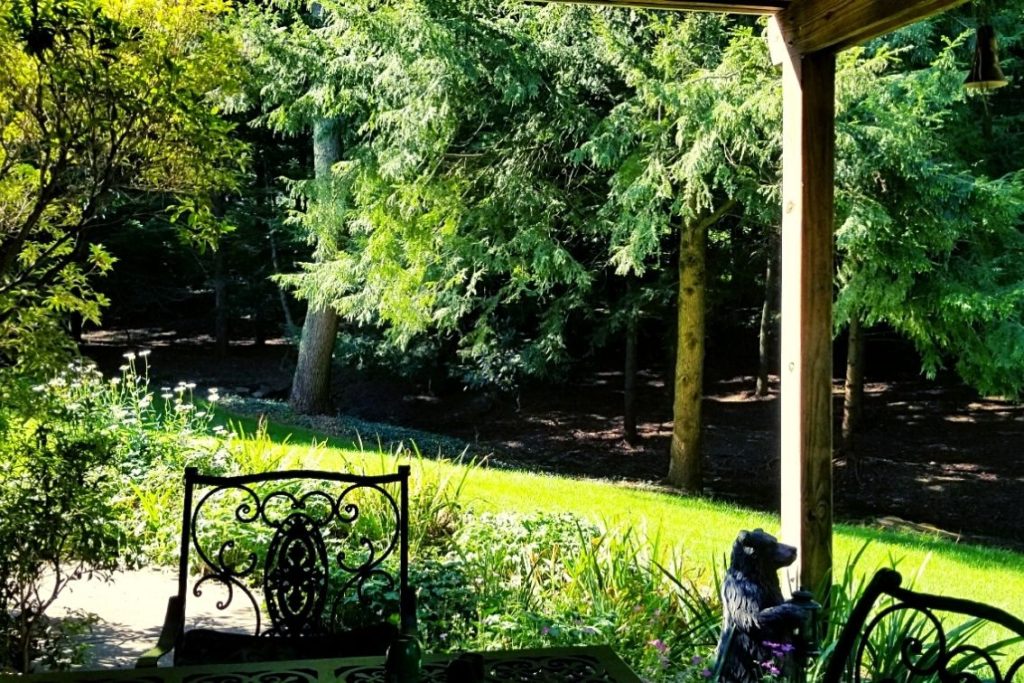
[
  {"left": 532, "top": 0, "right": 787, "bottom": 14},
  {"left": 775, "top": 0, "right": 970, "bottom": 54},
  {"left": 772, "top": 15, "right": 835, "bottom": 596}
]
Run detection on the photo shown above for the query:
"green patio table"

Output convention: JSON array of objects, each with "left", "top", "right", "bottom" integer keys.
[{"left": 0, "top": 644, "right": 643, "bottom": 683}]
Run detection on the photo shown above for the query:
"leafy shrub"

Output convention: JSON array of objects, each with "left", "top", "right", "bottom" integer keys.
[
  {"left": 0, "top": 354, "right": 225, "bottom": 670},
  {"left": 0, "top": 375, "right": 130, "bottom": 671},
  {"left": 411, "top": 511, "right": 721, "bottom": 681}
]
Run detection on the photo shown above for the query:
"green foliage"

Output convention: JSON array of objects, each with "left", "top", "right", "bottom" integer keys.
[
  {"left": 240, "top": 0, "right": 623, "bottom": 387},
  {"left": 580, "top": 16, "right": 777, "bottom": 275},
  {"left": 0, "top": 352, "right": 230, "bottom": 671},
  {"left": 828, "top": 15, "right": 1024, "bottom": 397},
  {"left": 407, "top": 511, "right": 721, "bottom": 681},
  {"left": 0, "top": 369, "right": 129, "bottom": 671},
  {"left": 812, "top": 546, "right": 1023, "bottom": 683},
  {"left": 257, "top": 1, "right": 1024, "bottom": 396},
  {"left": 0, "top": 0, "right": 244, "bottom": 372}
]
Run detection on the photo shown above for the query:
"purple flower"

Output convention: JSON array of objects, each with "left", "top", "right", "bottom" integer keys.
[
  {"left": 541, "top": 626, "right": 551, "bottom": 636},
  {"left": 692, "top": 655, "right": 703, "bottom": 665},
  {"left": 648, "top": 639, "right": 668, "bottom": 654},
  {"left": 701, "top": 669, "right": 713, "bottom": 678},
  {"left": 763, "top": 640, "right": 796, "bottom": 658}
]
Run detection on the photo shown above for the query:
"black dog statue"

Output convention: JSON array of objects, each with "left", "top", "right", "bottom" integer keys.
[{"left": 714, "top": 529, "right": 809, "bottom": 683}]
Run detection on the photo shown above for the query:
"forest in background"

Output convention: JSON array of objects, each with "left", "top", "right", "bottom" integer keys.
[{"left": 3, "top": 0, "right": 1024, "bottom": 491}]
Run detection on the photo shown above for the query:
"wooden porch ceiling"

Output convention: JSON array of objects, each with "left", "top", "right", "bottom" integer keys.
[
  {"left": 551, "top": 0, "right": 787, "bottom": 13},
  {"left": 541, "top": 0, "right": 971, "bottom": 53}
]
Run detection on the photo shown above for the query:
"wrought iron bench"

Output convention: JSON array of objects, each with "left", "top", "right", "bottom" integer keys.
[
  {"left": 137, "top": 466, "right": 412, "bottom": 667},
  {"left": 821, "top": 568, "right": 1024, "bottom": 683}
]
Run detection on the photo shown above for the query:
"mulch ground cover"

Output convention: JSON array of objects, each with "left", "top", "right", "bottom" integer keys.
[{"left": 83, "top": 332, "right": 1024, "bottom": 551}]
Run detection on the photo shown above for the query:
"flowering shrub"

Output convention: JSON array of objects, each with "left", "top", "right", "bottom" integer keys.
[
  {"left": 0, "top": 352, "right": 228, "bottom": 670},
  {"left": 0, "top": 364, "right": 130, "bottom": 671}
]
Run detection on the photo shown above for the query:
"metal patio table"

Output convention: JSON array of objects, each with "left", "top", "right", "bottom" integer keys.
[{"left": 1, "top": 644, "right": 643, "bottom": 683}]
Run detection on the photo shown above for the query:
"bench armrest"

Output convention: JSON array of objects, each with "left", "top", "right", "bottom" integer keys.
[{"left": 136, "top": 595, "right": 183, "bottom": 668}]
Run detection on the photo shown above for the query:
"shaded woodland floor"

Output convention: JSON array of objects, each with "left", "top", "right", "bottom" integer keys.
[{"left": 83, "top": 330, "right": 1024, "bottom": 551}]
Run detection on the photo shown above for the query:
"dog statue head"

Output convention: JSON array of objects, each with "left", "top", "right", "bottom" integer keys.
[{"left": 732, "top": 528, "right": 797, "bottom": 572}]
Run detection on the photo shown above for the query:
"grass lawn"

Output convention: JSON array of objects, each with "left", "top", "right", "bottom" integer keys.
[{"left": 217, "top": 408, "right": 1024, "bottom": 618}]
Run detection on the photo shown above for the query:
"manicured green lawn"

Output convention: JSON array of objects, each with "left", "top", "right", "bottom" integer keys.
[{"left": 217, "top": 408, "right": 1024, "bottom": 618}]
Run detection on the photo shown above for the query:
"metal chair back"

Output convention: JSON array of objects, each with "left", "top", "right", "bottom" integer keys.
[
  {"left": 822, "top": 568, "right": 1024, "bottom": 683},
  {"left": 172, "top": 465, "right": 411, "bottom": 662}
]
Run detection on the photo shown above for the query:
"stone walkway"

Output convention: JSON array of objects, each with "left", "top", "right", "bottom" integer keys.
[
  {"left": 52, "top": 568, "right": 250, "bottom": 670},
  {"left": 51, "top": 568, "right": 176, "bottom": 669}
]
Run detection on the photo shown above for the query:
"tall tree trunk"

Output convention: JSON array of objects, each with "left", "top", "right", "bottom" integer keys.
[
  {"left": 624, "top": 281, "right": 639, "bottom": 445},
  {"left": 213, "top": 245, "right": 228, "bottom": 358},
  {"left": 755, "top": 237, "right": 778, "bottom": 398},
  {"left": 667, "top": 200, "right": 734, "bottom": 491},
  {"left": 255, "top": 145, "right": 297, "bottom": 337},
  {"left": 269, "top": 228, "right": 297, "bottom": 336},
  {"left": 290, "top": 306, "right": 338, "bottom": 414},
  {"left": 289, "top": 118, "right": 341, "bottom": 415},
  {"left": 210, "top": 194, "right": 229, "bottom": 358},
  {"left": 668, "top": 213, "right": 707, "bottom": 491},
  {"left": 841, "top": 316, "right": 865, "bottom": 454}
]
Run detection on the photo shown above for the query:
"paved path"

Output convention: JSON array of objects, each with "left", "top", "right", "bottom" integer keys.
[
  {"left": 52, "top": 569, "right": 250, "bottom": 670},
  {"left": 52, "top": 568, "right": 176, "bottom": 669}
]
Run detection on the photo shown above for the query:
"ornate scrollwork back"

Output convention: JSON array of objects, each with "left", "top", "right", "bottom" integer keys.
[
  {"left": 333, "top": 651, "right": 627, "bottom": 682},
  {"left": 824, "top": 569, "right": 1024, "bottom": 683},
  {"left": 181, "top": 467, "right": 409, "bottom": 638}
]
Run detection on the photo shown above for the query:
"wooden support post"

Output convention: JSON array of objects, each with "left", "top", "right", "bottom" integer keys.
[{"left": 770, "top": 17, "right": 835, "bottom": 597}]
